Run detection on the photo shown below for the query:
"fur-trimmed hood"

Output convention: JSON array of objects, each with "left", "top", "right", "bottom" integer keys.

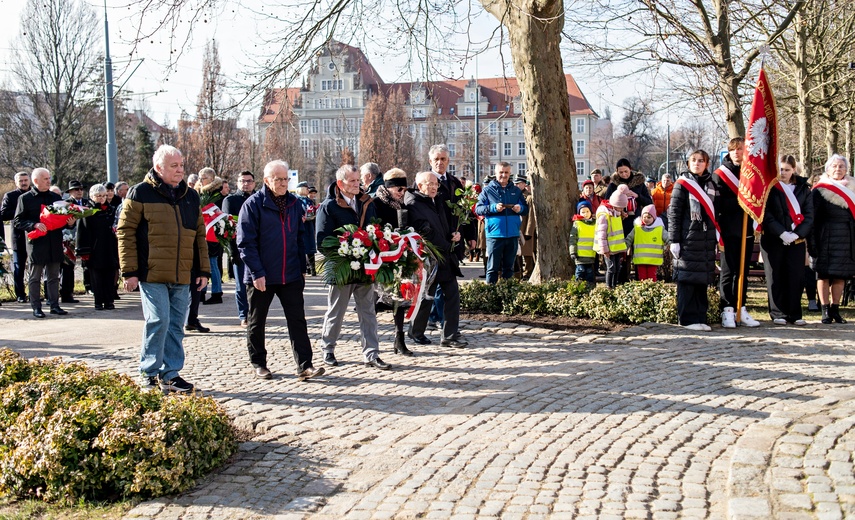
[
  {"left": 815, "top": 174, "right": 855, "bottom": 210},
  {"left": 196, "top": 177, "right": 224, "bottom": 195},
  {"left": 610, "top": 171, "right": 646, "bottom": 189}
]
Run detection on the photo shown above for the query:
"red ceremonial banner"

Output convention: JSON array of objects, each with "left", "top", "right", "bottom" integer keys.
[{"left": 738, "top": 68, "right": 779, "bottom": 221}]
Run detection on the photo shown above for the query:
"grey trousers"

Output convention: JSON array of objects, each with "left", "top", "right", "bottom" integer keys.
[
  {"left": 28, "top": 262, "right": 60, "bottom": 310},
  {"left": 320, "top": 283, "right": 380, "bottom": 362}
]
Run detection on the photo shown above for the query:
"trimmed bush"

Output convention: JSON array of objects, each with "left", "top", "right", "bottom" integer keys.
[
  {"left": 0, "top": 350, "right": 236, "bottom": 504},
  {"left": 461, "top": 278, "right": 714, "bottom": 325}
]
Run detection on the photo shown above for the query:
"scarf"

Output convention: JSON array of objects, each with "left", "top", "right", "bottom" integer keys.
[{"left": 375, "top": 186, "right": 403, "bottom": 210}]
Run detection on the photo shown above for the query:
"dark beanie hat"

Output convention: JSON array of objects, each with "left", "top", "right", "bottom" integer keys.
[{"left": 576, "top": 200, "right": 593, "bottom": 214}]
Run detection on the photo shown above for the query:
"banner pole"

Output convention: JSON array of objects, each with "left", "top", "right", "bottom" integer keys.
[{"left": 735, "top": 212, "right": 749, "bottom": 325}]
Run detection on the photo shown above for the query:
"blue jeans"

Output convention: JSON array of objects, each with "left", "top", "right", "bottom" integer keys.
[
  {"left": 233, "top": 262, "right": 248, "bottom": 320},
  {"left": 139, "top": 282, "right": 190, "bottom": 381},
  {"left": 575, "top": 263, "right": 595, "bottom": 283},
  {"left": 208, "top": 257, "right": 222, "bottom": 293},
  {"left": 429, "top": 285, "right": 444, "bottom": 325},
  {"left": 486, "top": 236, "right": 518, "bottom": 284}
]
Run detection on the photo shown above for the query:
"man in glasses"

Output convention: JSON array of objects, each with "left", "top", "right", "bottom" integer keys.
[{"left": 223, "top": 170, "right": 257, "bottom": 327}]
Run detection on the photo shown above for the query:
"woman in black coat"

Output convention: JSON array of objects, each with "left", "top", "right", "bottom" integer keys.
[
  {"left": 76, "top": 184, "right": 119, "bottom": 310},
  {"left": 808, "top": 154, "right": 855, "bottom": 324},
  {"left": 668, "top": 150, "right": 719, "bottom": 331},
  {"left": 372, "top": 168, "right": 413, "bottom": 356},
  {"left": 604, "top": 158, "right": 653, "bottom": 282},
  {"left": 761, "top": 155, "right": 814, "bottom": 325}
]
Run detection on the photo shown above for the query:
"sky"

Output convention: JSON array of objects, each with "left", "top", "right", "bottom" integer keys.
[{"left": 0, "top": 0, "right": 628, "bottom": 129}]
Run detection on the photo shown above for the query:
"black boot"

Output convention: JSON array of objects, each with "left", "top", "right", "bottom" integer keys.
[
  {"left": 203, "top": 292, "right": 223, "bottom": 305},
  {"left": 394, "top": 332, "right": 414, "bottom": 356},
  {"left": 830, "top": 304, "right": 847, "bottom": 324},
  {"left": 821, "top": 305, "right": 833, "bottom": 324}
]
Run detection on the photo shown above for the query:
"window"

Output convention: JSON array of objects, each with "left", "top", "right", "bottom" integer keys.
[
  {"left": 311, "top": 140, "right": 320, "bottom": 158},
  {"left": 575, "top": 140, "right": 586, "bottom": 155},
  {"left": 409, "top": 124, "right": 416, "bottom": 136},
  {"left": 518, "top": 142, "right": 526, "bottom": 156},
  {"left": 311, "top": 120, "right": 319, "bottom": 134},
  {"left": 323, "top": 119, "right": 331, "bottom": 134},
  {"left": 448, "top": 164, "right": 457, "bottom": 175},
  {"left": 576, "top": 118, "right": 586, "bottom": 134},
  {"left": 299, "top": 120, "right": 308, "bottom": 134},
  {"left": 464, "top": 107, "right": 474, "bottom": 116},
  {"left": 412, "top": 108, "right": 425, "bottom": 118},
  {"left": 334, "top": 119, "right": 343, "bottom": 133},
  {"left": 300, "top": 139, "right": 309, "bottom": 157},
  {"left": 461, "top": 122, "right": 471, "bottom": 133},
  {"left": 346, "top": 118, "right": 355, "bottom": 132},
  {"left": 518, "top": 163, "right": 526, "bottom": 176},
  {"left": 490, "top": 142, "right": 498, "bottom": 156},
  {"left": 504, "top": 142, "right": 512, "bottom": 156},
  {"left": 516, "top": 120, "right": 524, "bottom": 136},
  {"left": 503, "top": 121, "right": 512, "bottom": 135},
  {"left": 489, "top": 122, "right": 497, "bottom": 136},
  {"left": 320, "top": 79, "right": 343, "bottom": 91},
  {"left": 576, "top": 161, "right": 586, "bottom": 178},
  {"left": 419, "top": 124, "right": 426, "bottom": 137},
  {"left": 468, "top": 91, "right": 476, "bottom": 101},
  {"left": 448, "top": 123, "right": 457, "bottom": 137},
  {"left": 448, "top": 143, "right": 457, "bottom": 157}
]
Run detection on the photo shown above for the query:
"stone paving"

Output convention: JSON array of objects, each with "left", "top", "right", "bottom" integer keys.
[{"left": 0, "top": 270, "right": 853, "bottom": 519}]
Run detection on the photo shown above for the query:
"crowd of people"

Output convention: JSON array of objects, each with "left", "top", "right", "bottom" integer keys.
[{"left": 3, "top": 137, "right": 854, "bottom": 390}]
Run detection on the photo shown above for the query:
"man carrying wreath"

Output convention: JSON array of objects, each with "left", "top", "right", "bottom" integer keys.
[
  {"left": 14, "top": 168, "right": 75, "bottom": 318},
  {"left": 316, "top": 164, "right": 391, "bottom": 371}
]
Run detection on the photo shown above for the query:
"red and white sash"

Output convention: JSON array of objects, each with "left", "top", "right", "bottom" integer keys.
[
  {"left": 676, "top": 177, "right": 723, "bottom": 246},
  {"left": 776, "top": 183, "right": 804, "bottom": 230},
  {"left": 715, "top": 165, "right": 739, "bottom": 195},
  {"left": 814, "top": 178, "right": 855, "bottom": 222}
]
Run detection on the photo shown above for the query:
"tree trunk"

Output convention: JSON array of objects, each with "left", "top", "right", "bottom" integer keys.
[
  {"left": 481, "top": 0, "right": 575, "bottom": 282},
  {"left": 718, "top": 73, "right": 745, "bottom": 138},
  {"left": 826, "top": 111, "right": 839, "bottom": 157},
  {"left": 795, "top": 11, "right": 813, "bottom": 176}
]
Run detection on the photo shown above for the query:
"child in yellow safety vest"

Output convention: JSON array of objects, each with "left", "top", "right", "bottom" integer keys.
[
  {"left": 595, "top": 185, "right": 629, "bottom": 288},
  {"left": 625, "top": 204, "right": 668, "bottom": 281},
  {"left": 569, "top": 200, "right": 597, "bottom": 284}
]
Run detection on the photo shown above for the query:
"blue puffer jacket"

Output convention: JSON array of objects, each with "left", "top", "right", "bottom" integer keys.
[
  {"left": 237, "top": 185, "right": 306, "bottom": 285},
  {"left": 474, "top": 180, "right": 528, "bottom": 238}
]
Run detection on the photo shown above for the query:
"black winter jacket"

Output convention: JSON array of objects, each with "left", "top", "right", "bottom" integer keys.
[
  {"left": 14, "top": 187, "right": 66, "bottom": 265},
  {"left": 405, "top": 190, "right": 461, "bottom": 282},
  {"left": 713, "top": 156, "right": 753, "bottom": 239},
  {"left": 668, "top": 171, "right": 719, "bottom": 285},
  {"left": 809, "top": 176, "right": 855, "bottom": 278},
  {"left": 1, "top": 188, "right": 27, "bottom": 252},
  {"left": 316, "top": 183, "right": 376, "bottom": 248},
  {"left": 762, "top": 176, "right": 814, "bottom": 243},
  {"left": 75, "top": 203, "right": 119, "bottom": 270},
  {"left": 433, "top": 172, "right": 474, "bottom": 259},
  {"left": 373, "top": 186, "right": 408, "bottom": 230},
  {"left": 223, "top": 191, "right": 254, "bottom": 265}
]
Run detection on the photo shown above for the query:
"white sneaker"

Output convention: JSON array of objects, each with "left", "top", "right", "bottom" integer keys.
[
  {"left": 722, "top": 307, "right": 736, "bottom": 328},
  {"left": 740, "top": 307, "right": 760, "bottom": 327},
  {"left": 773, "top": 318, "right": 787, "bottom": 325},
  {"left": 793, "top": 319, "right": 807, "bottom": 326},
  {"left": 684, "top": 323, "right": 712, "bottom": 331}
]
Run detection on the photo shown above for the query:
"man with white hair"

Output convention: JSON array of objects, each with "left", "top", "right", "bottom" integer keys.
[
  {"left": 237, "top": 160, "right": 323, "bottom": 381},
  {"left": 118, "top": 145, "right": 210, "bottom": 393},
  {"left": 14, "top": 168, "right": 74, "bottom": 317},
  {"left": 316, "top": 164, "right": 390, "bottom": 370},
  {"left": 1, "top": 171, "right": 31, "bottom": 303},
  {"left": 360, "top": 162, "right": 383, "bottom": 196}
]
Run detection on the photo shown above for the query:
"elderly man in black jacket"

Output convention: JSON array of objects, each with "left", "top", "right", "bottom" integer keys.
[
  {"left": 406, "top": 171, "right": 468, "bottom": 348},
  {"left": 1, "top": 171, "right": 31, "bottom": 303},
  {"left": 14, "top": 168, "right": 76, "bottom": 318}
]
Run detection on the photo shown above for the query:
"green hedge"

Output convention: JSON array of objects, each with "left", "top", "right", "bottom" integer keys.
[
  {"left": 0, "top": 349, "right": 236, "bottom": 503},
  {"left": 460, "top": 278, "right": 720, "bottom": 325}
]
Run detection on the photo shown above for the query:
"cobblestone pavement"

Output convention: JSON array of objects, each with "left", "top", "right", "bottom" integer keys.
[{"left": 0, "top": 271, "right": 853, "bottom": 519}]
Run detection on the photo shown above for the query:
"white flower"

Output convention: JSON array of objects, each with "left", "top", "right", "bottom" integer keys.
[
  {"left": 384, "top": 229, "right": 393, "bottom": 241},
  {"left": 352, "top": 238, "right": 362, "bottom": 248},
  {"left": 366, "top": 224, "right": 376, "bottom": 235},
  {"left": 350, "top": 260, "right": 361, "bottom": 270},
  {"left": 338, "top": 243, "right": 350, "bottom": 255}
]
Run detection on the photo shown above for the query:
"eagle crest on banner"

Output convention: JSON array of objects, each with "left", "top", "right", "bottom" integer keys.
[{"left": 747, "top": 117, "right": 770, "bottom": 159}]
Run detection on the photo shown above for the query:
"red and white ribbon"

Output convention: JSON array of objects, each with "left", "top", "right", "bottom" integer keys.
[
  {"left": 676, "top": 177, "right": 723, "bottom": 246},
  {"left": 202, "top": 203, "right": 227, "bottom": 242},
  {"left": 814, "top": 178, "right": 855, "bottom": 222},
  {"left": 775, "top": 183, "right": 803, "bottom": 230},
  {"left": 716, "top": 165, "right": 739, "bottom": 195}
]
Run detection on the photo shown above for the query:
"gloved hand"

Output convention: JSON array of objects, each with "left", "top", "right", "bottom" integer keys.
[
  {"left": 780, "top": 231, "right": 799, "bottom": 245},
  {"left": 669, "top": 243, "right": 681, "bottom": 259},
  {"left": 570, "top": 254, "right": 577, "bottom": 262}
]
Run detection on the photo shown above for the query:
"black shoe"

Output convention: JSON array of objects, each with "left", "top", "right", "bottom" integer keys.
[
  {"left": 17, "top": 297, "right": 27, "bottom": 304},
  {"left": 202, "top": 293, "right": 223, "bottom": 305},
  {"left": 365, "top": 357, "right": 392, "bottom": 370},
  {"left": 807, "top": 300, "right": 819, "bottom": 312},
  {"left": 394, "top": 332, "right": 414, "bottom": 356},
  {"left": 50, "top": 307, "right": 68, "bottom": 315},
  {"left": 441, "top": 338, "right": 469, "bottom": 348},
  {"left": 184, "top": 322, "right": 210, "bottom": 333},
  {"left": 323, "top": 353, "right": 339, "bottom": 366},
  {"left": 297, "top": 366, "right": 325, "bottom": 381},
  {"left": 114, "top": 294, "right": 121, "bottom": 300},
  {"left": 427, "top": 320, "right": 442, "bottom": 330},
  {"left": 61, "top": 298, "right": 79, "bottom": 304},
  {"left": 830, "top": 304, "right": 847, "bottom": 324},
  {"left": 408, "top": 330, "right": 432, "bottom": 345},
  {"left": 33, "top": 309, "right": 45, "bottom": 318},
  {"left": 821, "top": 305, "right": 833, "bottom": 324},
  {"left": 95, "top": 304, "right": 104, "bottom": 310},
  {"left": 139, "top": 374, "right": 159, "bottom": 392},
  {"left": 104, "top": 303, "right": 115, "bottom": 310},
  {"left": 160, "top": 376, "right": 194, "bottom": 393}
]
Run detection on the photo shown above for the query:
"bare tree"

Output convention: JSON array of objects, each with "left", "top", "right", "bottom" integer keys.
[
  {"left": 263, "top": 100, "right": 306, "bottom": 174},
  {"left": 358, "top": 89, "right": 419, "bottom": 173},
  {"left": 615, "top": 97, "right": 660, "bottom": 173},
  {"left": 196, "top": 39, "right": 244, "bottom": 177},
  {"left": 1, "top": 0, "right": 103, "bottom": 186}
]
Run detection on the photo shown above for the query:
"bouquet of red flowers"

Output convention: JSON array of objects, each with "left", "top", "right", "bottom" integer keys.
[
  {"left": 27, "top": 201, "right": 99, "bottom": 240},
  {"left": 319, "top": 222, "right": 441, "bottom": 311},
  {"left": 202, "top": 203, "right": 238, "bottom": 254}
]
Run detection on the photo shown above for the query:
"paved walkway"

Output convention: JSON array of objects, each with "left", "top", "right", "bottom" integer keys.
[{"left": 0, "top": 269, "right": 853, "bottom": 519}]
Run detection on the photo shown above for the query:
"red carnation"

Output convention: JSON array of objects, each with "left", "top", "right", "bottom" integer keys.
[
  {"left": 353, "top": 229, "right": 372, "bottom": 247},
  {"left": 378, "top": 238, "right": 390, "bottom": 252}
]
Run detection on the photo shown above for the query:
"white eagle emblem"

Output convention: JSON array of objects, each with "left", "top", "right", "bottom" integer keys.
[{"left": 747, "top": 117, "right": 769, "bottom": 159}]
